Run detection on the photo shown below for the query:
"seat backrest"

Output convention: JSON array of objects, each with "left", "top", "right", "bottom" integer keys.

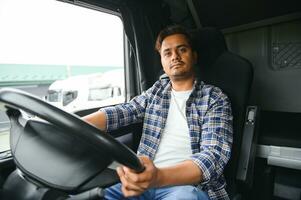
[{"left": 190, "top": 27, "right": 254, "bottom": 198}]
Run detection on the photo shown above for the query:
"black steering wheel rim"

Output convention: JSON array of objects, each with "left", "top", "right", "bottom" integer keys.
[{"left": 0, "top": 88, "right": 144, "bottom": 173}]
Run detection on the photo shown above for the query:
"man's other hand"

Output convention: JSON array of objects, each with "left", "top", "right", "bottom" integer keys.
[{"left": 116, "top": 156, "right": 159, "bottom": 197}]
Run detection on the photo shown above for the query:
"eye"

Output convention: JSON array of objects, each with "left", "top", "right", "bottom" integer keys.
[
  {"left": 163, "top": 51, "right": 171, "bottom": 57},
  {"left": 178, "top": 46, "right": 187, "bottom": 53}
]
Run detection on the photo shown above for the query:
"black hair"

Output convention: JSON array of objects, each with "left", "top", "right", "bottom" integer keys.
[{"left": 155, "top": 25, "right": 195, "bottom": 52}]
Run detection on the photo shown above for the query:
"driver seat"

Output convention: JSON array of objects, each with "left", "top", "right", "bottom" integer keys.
[{"left": 190, "top": 27, "right": 255, "bottom": 199}]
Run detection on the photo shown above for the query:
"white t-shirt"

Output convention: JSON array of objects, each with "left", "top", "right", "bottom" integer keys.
[{"left": 153, "top": 89, "right": 192, "bottom": 168}]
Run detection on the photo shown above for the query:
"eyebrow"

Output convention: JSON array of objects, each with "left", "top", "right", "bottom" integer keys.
[{"left": 162, "top": 44, "right": 190, "bottom": 53}]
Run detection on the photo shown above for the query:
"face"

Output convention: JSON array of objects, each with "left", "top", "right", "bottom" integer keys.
[{"left": 160, "top": 34, "right": 197, "bottom": 81}]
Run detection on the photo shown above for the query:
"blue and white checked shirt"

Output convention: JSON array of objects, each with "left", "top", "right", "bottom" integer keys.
[{"left": 101, "top": 78, "right": 233, "bottom": 200}]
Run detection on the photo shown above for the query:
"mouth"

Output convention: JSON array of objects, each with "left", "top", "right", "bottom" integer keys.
[{"left": 170, "top": 62, "right": 184, "bottom": 69}]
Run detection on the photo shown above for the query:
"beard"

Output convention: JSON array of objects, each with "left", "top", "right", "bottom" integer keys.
[{"left": 169, "top": 67, "right": 194, "bottom": 81}]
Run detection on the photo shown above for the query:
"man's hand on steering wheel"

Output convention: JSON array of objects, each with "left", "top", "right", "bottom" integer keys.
[{"left": 116, "top": 156, "right": 159, "bottom": 197}]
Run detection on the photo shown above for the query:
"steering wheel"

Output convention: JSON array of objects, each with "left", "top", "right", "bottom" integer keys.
[{"left": 0, "top": 87, "right": 144, "bottom": 194}]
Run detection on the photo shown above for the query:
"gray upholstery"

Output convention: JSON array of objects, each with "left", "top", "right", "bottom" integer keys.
[{"left": 190, "top": 27, "right": 254, "bottom": 198}]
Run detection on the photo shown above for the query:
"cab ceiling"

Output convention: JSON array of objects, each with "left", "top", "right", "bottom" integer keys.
[{"left": 78, "top": 0, "right": 301, "bottom": 29}]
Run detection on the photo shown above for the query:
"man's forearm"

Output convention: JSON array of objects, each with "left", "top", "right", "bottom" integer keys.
[
  {"left": 156, "top": 160, "right": 203, "bottom": 187},
  {"left": 82, "top": 111, "right": 107, "bottom": 131}
]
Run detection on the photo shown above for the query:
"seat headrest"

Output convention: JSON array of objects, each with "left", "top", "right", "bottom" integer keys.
[{"left": 189, "top": 27, "right": 227, "bottom": 67}]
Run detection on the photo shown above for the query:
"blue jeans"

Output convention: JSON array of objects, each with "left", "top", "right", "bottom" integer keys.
[{"left": 104, "top": 183, "right": 210, "bottom": 200}]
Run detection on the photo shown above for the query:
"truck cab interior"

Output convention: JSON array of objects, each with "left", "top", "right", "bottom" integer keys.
[{"left": 0, "top": 0, "right": 301, "bottom": 199}]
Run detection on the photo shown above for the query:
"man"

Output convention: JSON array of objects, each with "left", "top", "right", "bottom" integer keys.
[{"left": 84, "top": 25, "right": 233, "bottom": 200}]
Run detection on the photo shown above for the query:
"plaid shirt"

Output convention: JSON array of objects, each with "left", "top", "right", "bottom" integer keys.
[{"left": 101, "top": 78, "right": 233, "bottom": 200}]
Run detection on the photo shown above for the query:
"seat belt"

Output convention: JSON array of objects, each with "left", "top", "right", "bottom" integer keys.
[{"left": 237, "top": 106, "right": 260, "bottom": 189}]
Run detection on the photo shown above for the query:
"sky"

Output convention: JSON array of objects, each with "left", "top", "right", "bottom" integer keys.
[{"left": 0, "top": 0, "right": 124, "bottom": 66}]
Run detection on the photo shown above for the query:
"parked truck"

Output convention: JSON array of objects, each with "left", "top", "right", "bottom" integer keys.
[{"left": 45, "top": 69, "right": 124, "bottom": 113}]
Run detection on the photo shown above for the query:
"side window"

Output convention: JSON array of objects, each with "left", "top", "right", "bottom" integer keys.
[{"left": 0, "top": 0, "right": 125, "bottom": 152}]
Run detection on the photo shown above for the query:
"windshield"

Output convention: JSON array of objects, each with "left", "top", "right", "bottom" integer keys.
[
  {"left": 47, "top": 90, "right": 62, "bottom": 102},
  {"left": 89, "top": 87, "right": 113, "bottom": 101}
]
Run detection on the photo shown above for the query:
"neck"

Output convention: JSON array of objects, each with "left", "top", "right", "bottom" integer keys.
[{"left": 171, "top": 77, "right": 195, "bottom": 91}]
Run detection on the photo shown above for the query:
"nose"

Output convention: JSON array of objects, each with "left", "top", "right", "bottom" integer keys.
[{"left": 171, "top": 49, "right": 180, "bottom": 61}]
